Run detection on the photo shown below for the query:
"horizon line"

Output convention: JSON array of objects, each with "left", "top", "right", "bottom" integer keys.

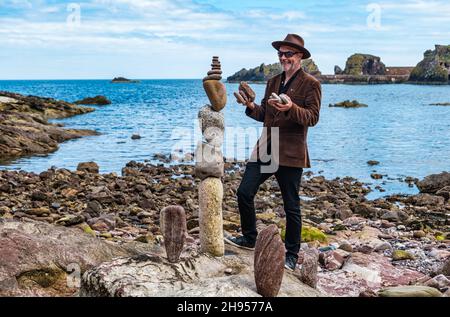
[{"left": 0, "top": 78, "right": 208, "bottom": 81}]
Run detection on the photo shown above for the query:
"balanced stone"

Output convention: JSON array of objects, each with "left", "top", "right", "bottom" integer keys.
[
  {"left": 208, "top": 70, "right": 223, "bottom": 75},
  {"left": 198, "top": 177, "right": 224, "bottom": 256},
  {"left": 239, "top": 82, "right": 256, "bottom": 102},
  {"left": 195, "top": 142, "right": 224, "bottom": 180},
  {"left": 198, "top": 105, "right": 224, "bottom": 146},
  {"left": 203, "top": 80, "right": 227, "bottom": 111},
  {"left": 254, "top": 224, "right": 285, "bottom": 297},
  {"left": 160, "top": 205, "right": 187, "bottom": 263},
  {"left": 300, "top": 248, "right": 319, "bottom": 288},
  {"left": 198, "top": 105, "right": 225, "bottom": 130},
  {"left": 203, "top": 74, "right": 222, "bottom": 82}
]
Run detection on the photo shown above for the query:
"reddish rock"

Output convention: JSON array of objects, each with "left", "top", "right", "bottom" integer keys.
[
  {"left": 440, "top": 257, "right": 450, "bottom": 276},
  {"left": 160, "top": 206, "right": 187, "bottom": 263},
  {"left": 300, "top": 248, "right": 319, "bottom": 288},
  {"left": 423, "top": 274, "right": 450, "bottom": 290},
  {"left": 239, "top": 82, "right": 256, "bottom": 102},
  {"left": 254, "top": 224, "right": 285, "bottom": 297},
  {"left": 416, "top": 172, "right": 450, "bottom": 194},
  {"left": 77, "top": 162, "right": 99, "bottom": 174},
  {"left": 317, "top": 252, "right": 425, "bottom": 297},
  {"left": 203, "top": 80, "right": 227, "bottom": 112},
  {"left": 319, "top": 250, "right": 346, "bottom": 271}
]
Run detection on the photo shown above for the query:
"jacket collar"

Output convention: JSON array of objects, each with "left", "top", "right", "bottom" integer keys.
[{"left": 272, "top": 68, "right": 306, "bottom": 95}]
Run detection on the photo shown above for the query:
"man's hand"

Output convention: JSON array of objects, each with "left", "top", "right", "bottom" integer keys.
[
  {"left": 270, "top": 94, "right": 293, "bottom": 112},
  {"left": 234, "top": 91, "right": 255, "bottom": 110}
]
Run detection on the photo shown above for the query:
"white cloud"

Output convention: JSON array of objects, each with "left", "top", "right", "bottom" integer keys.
[{"left": 1, "top": 0, "right": 33, "bottom": 9}]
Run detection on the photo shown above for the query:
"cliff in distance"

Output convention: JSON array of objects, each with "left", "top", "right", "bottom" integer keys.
[
  {"left": 226, "top": 60, "right": 321, "bottom": 82},
  {"left": 409, "top": 45, "right": 450, "bottom": 84}
]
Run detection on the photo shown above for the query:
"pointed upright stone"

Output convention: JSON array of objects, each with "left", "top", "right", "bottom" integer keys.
[
  {"left": 300, "top": 248, "right": 319, "bottom": 288},
  {"left": 254, "top": 224, "right": 285, "bottom": 297},
  {"left": 160, "top": 205, "right": 187, "bottom": 263},
  {"left": 203, "top": 56, "right": 227, "bottom": 111}
]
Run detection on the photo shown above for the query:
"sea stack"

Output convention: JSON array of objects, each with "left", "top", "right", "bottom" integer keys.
[{"left": 196, "top": 56, "right": 226, "bottom": 257}]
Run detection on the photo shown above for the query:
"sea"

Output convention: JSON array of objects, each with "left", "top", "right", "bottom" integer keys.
[{"left": 0, "top": 79, "right": 449, "bottom": 199}]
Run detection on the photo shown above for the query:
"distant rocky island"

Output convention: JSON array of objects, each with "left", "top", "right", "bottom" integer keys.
[
  {"left": 74, "top": 95, "right": 111, "bottom": 105},
  {"left": 227, "top": 59, "right": 321, "bottom": 83},
  {"left": 227, "top": 44, "right": 450, "bottom": 85},
  {"left": 409, "top": 45, "right": 450, "bottom": 84},
  {"left": 111, "top": 77, "right": 140, "bottom": 83}
]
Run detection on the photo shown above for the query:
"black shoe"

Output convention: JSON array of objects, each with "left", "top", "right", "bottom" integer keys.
[
  {"left": 285, "top": 255, "right": 297, "bottom": 271},
  {"left": 224, "top": 235, "right": 255, "bottom": 250}
]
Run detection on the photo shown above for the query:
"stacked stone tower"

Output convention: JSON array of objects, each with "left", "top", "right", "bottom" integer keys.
[{"left": 196, "top": 57, "right": 227, "bottom": 257}]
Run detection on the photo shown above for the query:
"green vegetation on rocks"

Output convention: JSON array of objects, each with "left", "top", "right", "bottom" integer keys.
[
  {"left": 392, "top": 250, "right": 415, "bottom": 261},
  {"left": 409, "top": 45, "right": 450, "bottom": 83},
  {"left": 379, "top": 286, "right": 442, "bottom": 297},
  {"left": 301, "top": 226, "right": 328, "bottom": 243},
  {"left": 341, "top": 54, "right": 386, "bottom": 76}
]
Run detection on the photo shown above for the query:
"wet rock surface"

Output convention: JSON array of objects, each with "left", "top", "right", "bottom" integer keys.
[
  {"left": 0, "top": 91, "right": 98, "bottom": 162},
  {"left": 74, "top": 95, "right": 111, "bottom": 105},
  {"left": 329, "top": 100, "right": 368, "bottom": 108}
]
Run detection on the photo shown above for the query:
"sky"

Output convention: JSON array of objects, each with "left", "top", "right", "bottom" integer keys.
[{"left": 0, "top": 0, "right": 449, "bottom": 79}]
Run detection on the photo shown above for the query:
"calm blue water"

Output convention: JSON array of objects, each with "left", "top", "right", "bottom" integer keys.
[{"left": 1, "top": 80, "right": 449, "bottom": 199}]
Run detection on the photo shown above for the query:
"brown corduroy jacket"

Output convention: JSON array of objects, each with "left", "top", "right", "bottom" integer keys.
[{"left": 246, "top": 68, "right": 322, "bottom": 168}]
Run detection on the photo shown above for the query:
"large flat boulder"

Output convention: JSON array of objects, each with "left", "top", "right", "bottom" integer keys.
[
  {"left": 416, "top": 172, "right": 450, "bottom": 194},
  {"left": 81, "top": 244, "right": 323, "bottom": 297},
  {"left": 0, "top": 219, "right": 154, "bottom": 296}
]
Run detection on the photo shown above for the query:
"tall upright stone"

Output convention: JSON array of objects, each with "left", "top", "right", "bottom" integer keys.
[
  {"left": 196, "top": 56, "right": 226, "bottom": 257},
  {"left": 254, "top": 225, "right": 285, "bottom": 297},
  {"left": 160, "top": 206, "right": 187, "bottom": 263},
  {"left": 198, "top": 178, "right": 224, "bottom": 256}
]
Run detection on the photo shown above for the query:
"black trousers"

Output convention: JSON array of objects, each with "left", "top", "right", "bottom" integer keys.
[{"left": 237, "top": 162, "right": 303, "bottom": 259}]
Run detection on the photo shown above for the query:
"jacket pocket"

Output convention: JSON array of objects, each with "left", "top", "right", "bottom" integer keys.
[
  {"left": 290, "top": 94, "right": 306, "bottom": 105},
  {"left": 278, "top": 133, "right": 306, "bottom": 160}
]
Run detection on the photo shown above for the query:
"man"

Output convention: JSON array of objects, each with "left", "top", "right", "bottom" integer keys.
[{"left": 225, "top": 34, "right": 322, "bottom": 271}]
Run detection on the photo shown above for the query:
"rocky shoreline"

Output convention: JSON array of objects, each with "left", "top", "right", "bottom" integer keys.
[
  {"left": 0, "top": 91, "right": 99, "bottom": 162},
  {"left": 0, "top": 159, "right": 448, "bottom": 297}
]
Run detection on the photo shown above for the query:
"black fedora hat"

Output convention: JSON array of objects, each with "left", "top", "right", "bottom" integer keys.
[{"left": 272, "top": 34, "right": 311, "bottom": 59}]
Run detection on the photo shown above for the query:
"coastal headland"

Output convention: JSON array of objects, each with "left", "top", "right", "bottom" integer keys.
[{"left": 227, "top": 45, "right": 450, "bottom": 85}]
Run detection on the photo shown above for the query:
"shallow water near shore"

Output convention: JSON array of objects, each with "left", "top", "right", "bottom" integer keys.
[{"left": 0, "top": 80, "right": 449, "bottom": 199}]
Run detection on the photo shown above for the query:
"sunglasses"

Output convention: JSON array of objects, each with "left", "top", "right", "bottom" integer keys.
[{"left": 277, "top": 51, "right": 300, "bottom": 58}]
